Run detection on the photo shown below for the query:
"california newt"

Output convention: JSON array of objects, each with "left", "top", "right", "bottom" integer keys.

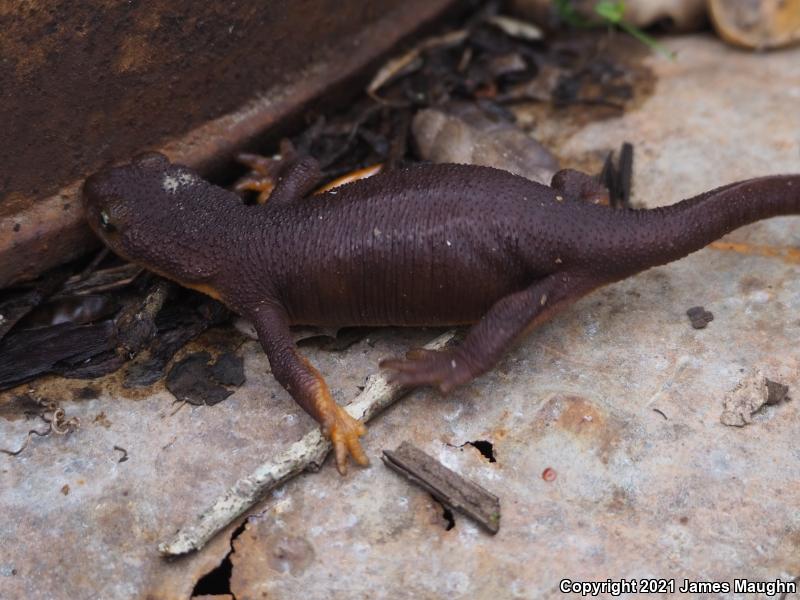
[{"left": 82, "top": 152, "right": 800, "bottom": 473}]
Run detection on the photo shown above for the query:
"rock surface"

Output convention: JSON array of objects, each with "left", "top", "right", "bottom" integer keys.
[
  {"left": 2, "top": 35, "right": 800, "bottom": 599},
  {"left": 412, "top": 102, "right": 559, "bottom": 184}
]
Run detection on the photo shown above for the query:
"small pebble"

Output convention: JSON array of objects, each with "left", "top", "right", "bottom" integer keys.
[{"left": 686, "top": 306, "right": 714, "bottom": 329}]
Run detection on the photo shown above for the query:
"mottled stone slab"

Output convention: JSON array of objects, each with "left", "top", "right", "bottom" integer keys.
[{"left": 2, "top": 35, "right": 800, "bottom": 599}]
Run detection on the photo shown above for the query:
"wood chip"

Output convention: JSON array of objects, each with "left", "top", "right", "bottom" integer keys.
[
  {"left": 367, "top": 29, "right": 468, "bottom": 95},
  {"left": 383, "top": 441, "right": 501, "bottom": 534},
  {"left": 485, "top": 14, "right": 543, "bottom": 42}
]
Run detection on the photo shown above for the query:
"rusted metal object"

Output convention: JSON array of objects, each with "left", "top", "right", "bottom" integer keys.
[{"left": 0, "top": 0, "right": 460, "bottom": 287}]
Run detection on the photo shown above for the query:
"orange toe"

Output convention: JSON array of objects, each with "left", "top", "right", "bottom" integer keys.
[{"left": 324, "top": 404, "right": 369, "bottom": 475}]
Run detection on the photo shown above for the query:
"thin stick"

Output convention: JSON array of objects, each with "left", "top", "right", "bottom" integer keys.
[{"left": 158, "top": 329, "right": 456, "bottom": 556}]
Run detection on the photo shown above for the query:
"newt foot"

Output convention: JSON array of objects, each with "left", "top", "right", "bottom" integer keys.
[
  {"left": 380, "top": 347, "right": 474, "bottom": 394},
  {"left": 235, "top": 153, "right": 280, "bottom": 204},
  {"left": 235, "top": 139, "right": 298, "bottom": 204},
  {"left": 321, "top": 404, "right": 369, "bottom": 475}
]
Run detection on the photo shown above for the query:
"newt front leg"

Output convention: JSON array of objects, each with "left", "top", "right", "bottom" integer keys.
[
  {"left": 236, "top": 139, "right": 322, "bottom": 205},
  {"left": 250, "top": 302, "right": 368, "bottom": 474}
]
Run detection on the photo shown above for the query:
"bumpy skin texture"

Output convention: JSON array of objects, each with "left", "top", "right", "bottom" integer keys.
[{"left": 83, "top": 152, "right": 800, "bottom": 473}]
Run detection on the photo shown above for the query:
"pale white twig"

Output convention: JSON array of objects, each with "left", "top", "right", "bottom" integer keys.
[{"left": 158, "top": 329, "right": 456, "bottom": 556}]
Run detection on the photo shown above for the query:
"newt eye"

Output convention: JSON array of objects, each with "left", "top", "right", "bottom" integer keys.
[{"left": 99, "top": 210, "right": 116, "bottom": 232}]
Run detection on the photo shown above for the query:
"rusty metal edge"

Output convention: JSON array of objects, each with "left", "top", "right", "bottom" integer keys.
[{"left": 0, "top": 0, "right": 461, "bottom": 288}]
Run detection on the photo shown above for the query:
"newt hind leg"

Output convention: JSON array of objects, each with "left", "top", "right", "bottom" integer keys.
[{"left": 380, "top": 273, "right": 594, "bottom": 393}]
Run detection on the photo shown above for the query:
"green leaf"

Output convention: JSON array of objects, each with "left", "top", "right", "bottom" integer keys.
[
  {"left": 553, "top": 0, "right": 675, "bottom": 59},
  {"left": 594, "top": 1, "right": 625, "bottom": 23}
]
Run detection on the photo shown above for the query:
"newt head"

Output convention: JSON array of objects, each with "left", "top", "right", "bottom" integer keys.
[{"left": 82, "top": 152, "right": 228, "bottom": 285}]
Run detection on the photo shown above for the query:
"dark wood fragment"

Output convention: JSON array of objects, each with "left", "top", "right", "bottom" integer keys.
[
  {"left": 19, "top": 294, "right": 120, "bottom": 329},
  {"left": 208, "top": 352, "right": 245, "bottom": 387},
  {"left": 123, "top": 297, "right": 229, "bottom": 388},
  {"left": 598, "top": 150, "right": 618, "bottom": 208},
  {"left": 115, "top": 280, "right": 172, "bottom": 357},
  {"left": 383, "top": 441, "right": 501, "bottom": 534},
  {"left": 0, "top": 279, "right": 228, "bottom": 389},
  {"left": 78, "top": 247, "right": 111, "bottom": 281},
  {"left": 165, "top": 352, "right": 234, "bottom": 406},
  {"left": 123, "top": 358, "right": 167, "bottom": 389},
  {"left": 0, "top": 269, "right": 69, "bottom": 343},
  {"left": 765, "top": 379, "right": 790, "bottom": 406},
  {"left": 618, "top": 141, "right": 634, "bottom": 209},
  {"left": 56, "top": 349, "right": 125, "bottom": 380},
  {"left": 387, "top": 109, "right": 412, "bottom": 167},
  {"left": 57, "top": 263, "right": 143, "bottom": 297},
  {"left": 0, "top": 321, "right": 117, "bottom": 389},
  {"left": 597, "top": 142, "right": 634, "bottom": 209},
  {"left": 122, "top": 329, "right": 200, "bottom": 388}
]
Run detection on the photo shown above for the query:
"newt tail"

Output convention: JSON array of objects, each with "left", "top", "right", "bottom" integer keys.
[
  {"left": 589, "top": 176, "right": 800, "bottom": 277},
  {"left": 82, "top": 153, "right": 800, "bottom": 474}
]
